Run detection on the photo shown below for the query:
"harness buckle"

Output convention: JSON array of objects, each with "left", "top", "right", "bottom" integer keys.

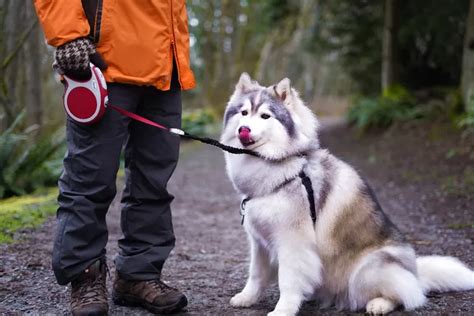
[{"left": 240, "top": 197, "right": 250, "bottom": 225}]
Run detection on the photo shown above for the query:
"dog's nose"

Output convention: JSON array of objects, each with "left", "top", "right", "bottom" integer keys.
[
  {"left": 238, "top": 126, "right": 251, "bottom": 134},
  {"left": 238, "top": 126, "right": 253, "bottom": 146}
]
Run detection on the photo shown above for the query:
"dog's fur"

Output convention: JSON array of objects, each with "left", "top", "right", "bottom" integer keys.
[{"left": 221, "top": 73, "right": 474, "bottom": 315}]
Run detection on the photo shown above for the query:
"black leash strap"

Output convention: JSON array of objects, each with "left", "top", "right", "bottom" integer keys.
[
  {"left": 299, "top": 171, "right": 317, "bottom": 225},
  {"left": 181, "top": 132, "right": 260, "bottom": 157}
]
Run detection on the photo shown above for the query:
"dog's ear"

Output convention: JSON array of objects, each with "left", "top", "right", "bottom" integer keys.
[
  {"left": 271, "top": 78, "right": 292, "bottom": 103},
  {"left": 236, "top": 72, "right": 257, "bottom": 93}
]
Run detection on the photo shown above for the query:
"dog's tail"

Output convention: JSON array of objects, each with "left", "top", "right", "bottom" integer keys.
[{"left": 417, "top": 256, "right": 474, "bottom": 293}]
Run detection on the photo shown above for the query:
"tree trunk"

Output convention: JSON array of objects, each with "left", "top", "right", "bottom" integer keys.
[
  {"left": 381, "top": 0, "right": 399, "bottom": 92},
  {"left": 462, "top": 0, "right": 474, "bottom": 112},
  {"left": 1, "top": 0, "right": 24, "bottom": 125},
  {"left": 24, "top": 0, "right": 42, "bottom": 131}
]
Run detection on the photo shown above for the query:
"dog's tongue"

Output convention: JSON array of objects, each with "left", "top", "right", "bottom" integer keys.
[{"left": 239, "top": 128, "right": 252, "bottom": 143}]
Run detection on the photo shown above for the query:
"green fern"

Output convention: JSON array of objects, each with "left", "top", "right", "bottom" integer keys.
[
  {"left": 347, "top": 96, "right": 416, "bottom": 130},
  {"left": 0, "top": 112, "right": 65, "bottom": 198}
]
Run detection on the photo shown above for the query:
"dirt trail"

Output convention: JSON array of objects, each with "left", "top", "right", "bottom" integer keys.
[{"left": 0, "top": 119, "right": 473, "bottom": 315}]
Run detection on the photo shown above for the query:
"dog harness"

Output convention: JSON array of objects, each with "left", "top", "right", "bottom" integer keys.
[{"left": 240, "top": 170, "right": 316, "bottom": 226}]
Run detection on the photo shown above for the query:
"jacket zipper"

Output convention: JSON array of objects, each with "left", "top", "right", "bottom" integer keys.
[
  {"left": 170, "top": 0, "right": 183, "bottom": 88},
  {"left": 82, "top": 0, "right": 102, "bottom": 43},
  {"left": 89, "top": 0, "right": 103, "bottom": 44},
  {"left": 93, "top": 3, "right": 99, "bottom": 42}
]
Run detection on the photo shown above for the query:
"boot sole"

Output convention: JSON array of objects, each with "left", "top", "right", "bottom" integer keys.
[{"left": 112, "top": 293, "right": 187, "bottom": 314}]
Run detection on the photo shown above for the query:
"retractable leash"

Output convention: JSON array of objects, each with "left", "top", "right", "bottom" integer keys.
[
  {"left": 61, "top": 64, "right": 260, "bottom": 158},
  {"left": 61, "top": 65, "right": 316, "bottom": 225},
  {"left": 109, "top": 104, "right": 260, "bottom": 157},
  {"left": 61, "top": 63, "right": 108, "bottom": 124}
]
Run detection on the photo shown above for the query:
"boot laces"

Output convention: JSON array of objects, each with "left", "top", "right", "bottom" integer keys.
[
  {"left": 77, "top": 274, "right": 105, "bottom": 297},
  {"left": 72, "top": 262, "right": 108, "bottom": 304},
  {"left": 147, "top": 279, "right": 174, "bottom": 293}
]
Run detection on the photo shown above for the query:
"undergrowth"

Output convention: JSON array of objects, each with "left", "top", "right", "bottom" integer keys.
[
  {"left": 0, "top": 112, "right": 65, "bottom": 198},
  {"left": 347, "top": 85, "right": 464, "bottom": 131},
  {"left": 182, "top": 108, "right": 216, "bottom": 136}
]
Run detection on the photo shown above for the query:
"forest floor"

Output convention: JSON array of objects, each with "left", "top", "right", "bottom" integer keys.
[{"left": 0, "top": 118, "right": 473, "bottom": 315}]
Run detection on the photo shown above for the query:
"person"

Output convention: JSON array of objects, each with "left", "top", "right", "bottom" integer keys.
[{"left": 33, "top": 1, "right": 195, "bottom": 314}]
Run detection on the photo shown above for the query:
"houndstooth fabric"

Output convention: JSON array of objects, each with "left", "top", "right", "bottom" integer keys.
[{"left": 54, "top": 37, "right": 96, "bottom": 74}]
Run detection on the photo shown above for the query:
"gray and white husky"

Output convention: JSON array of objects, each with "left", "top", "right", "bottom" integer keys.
[{"left": 220, "top": 73, "right": 474, "bottom": 315}]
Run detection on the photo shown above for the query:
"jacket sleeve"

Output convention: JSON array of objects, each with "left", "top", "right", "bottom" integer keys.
[{"left": 33, "top": 0, "right": 90, "bottom": 47}]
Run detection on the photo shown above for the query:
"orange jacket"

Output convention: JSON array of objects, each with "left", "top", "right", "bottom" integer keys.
[{"left": 34, "top": 0, "right": 195, "bottom": 91}]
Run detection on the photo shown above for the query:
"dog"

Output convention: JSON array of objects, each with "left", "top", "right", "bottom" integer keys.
[{"left": 220, "top": 73, "right": 474, "bottom": 315}]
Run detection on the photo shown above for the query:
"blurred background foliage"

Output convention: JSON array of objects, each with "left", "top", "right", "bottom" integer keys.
[{"left": 1, "top": 0, "right": 474, "bottom": 198}]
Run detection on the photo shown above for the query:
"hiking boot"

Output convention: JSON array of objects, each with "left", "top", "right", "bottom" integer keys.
[
  {"left": 70, "top": 259, "right": 108, "bottom": 316},
  {"left": 112, "top": 273, "right": 187, "bottom": 314}
]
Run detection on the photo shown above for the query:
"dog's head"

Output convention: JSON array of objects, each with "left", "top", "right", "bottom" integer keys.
[{"left": 221, "top": 73, "right": 319, "bottom": 160}]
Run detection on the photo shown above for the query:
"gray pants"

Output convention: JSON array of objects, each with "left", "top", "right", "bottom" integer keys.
[{"left": 53, "top": 71, "right": 181, "bottom": 285}]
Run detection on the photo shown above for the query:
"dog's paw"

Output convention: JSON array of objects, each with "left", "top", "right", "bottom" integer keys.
[
  {"left": 230, "top": 291, "right": 258, "bottom": 307},
  {"left": 366, "top": 297, "right": 396, "bottom": 315}
]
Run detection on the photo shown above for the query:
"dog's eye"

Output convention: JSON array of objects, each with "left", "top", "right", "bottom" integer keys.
[
  {"left": 241, "top": 110, "right": 248, "bottom": 116},
  {"left": 261, "top": 114, "right": 270, "bottom": 120}
]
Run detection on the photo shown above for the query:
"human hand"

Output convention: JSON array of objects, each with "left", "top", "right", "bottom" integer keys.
[{"left": 54, "top": 37, "right": 107, "bottom": 80}]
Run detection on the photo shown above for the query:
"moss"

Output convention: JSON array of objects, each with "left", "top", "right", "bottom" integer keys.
[
  {"left": 447, "top": 222, "right": 474, "bottom": 230},
  {"left": 0, "top": 188, "right": 57, "bottom": 243}
]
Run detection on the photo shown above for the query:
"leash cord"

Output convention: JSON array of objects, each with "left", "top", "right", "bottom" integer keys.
[
  {"left": 109, "top": 104, "right": 260, "bottom": 157},
  {"left": 181, "top": 132, "right": 260, "bottom": 157}
]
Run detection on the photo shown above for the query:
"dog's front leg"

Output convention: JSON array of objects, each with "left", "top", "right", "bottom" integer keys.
[
  {"left": 230, "top": 236, "right": 272, "bottom": 307},
  {"left": 269, "top": 238, "right": 322, "bottom": 316}
]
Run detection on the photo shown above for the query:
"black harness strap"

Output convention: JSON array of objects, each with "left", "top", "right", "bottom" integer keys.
[
  {"left": 299, "top": 171, "right": 317, "bottom": 225},
  {"left": 240, "top": 170, "right": 317, "bottom": 226},
  {"left": 240, "top": 173, "right": 301, "bottom": 225}
]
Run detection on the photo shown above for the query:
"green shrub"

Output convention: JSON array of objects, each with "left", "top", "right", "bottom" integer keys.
[
  {"left": 0, "top": 188, "right": 57, "bottom": 243},
  {"left": 347, "top": 85, "right": 460, "bottom": 131},
  {"left": 0, "top": 112, "right": 65, "bottom": 198},
  {"left": 181, "top": 108, "right": 216, "bottom": 136},
  {"left": 382, "top": 84, "right": 416, "bottom": 104},
  {"left": 347, "top": 95, "right": 416, "bottom": 130}
]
